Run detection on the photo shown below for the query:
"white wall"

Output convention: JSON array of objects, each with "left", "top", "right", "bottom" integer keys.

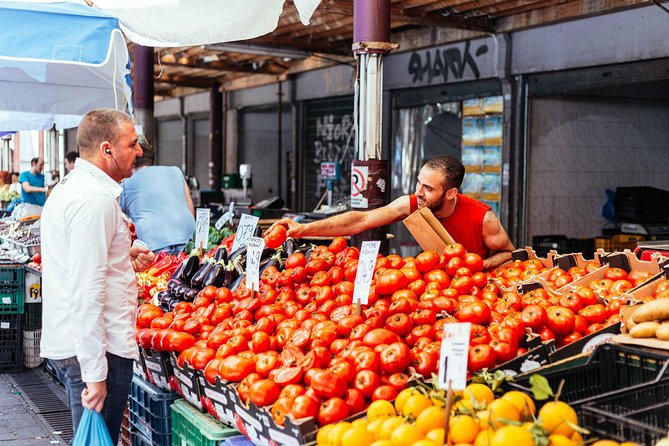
[{"left": 527, "top": 96, "right": 669, "bottom": 242}]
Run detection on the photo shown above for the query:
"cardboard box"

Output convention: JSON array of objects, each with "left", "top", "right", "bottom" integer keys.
[
  {"left": 403, "top": 207, "right": 455, "bottom": 252},
  {"left": 613, "top": 301, "right": 669, "bottom": 350}
]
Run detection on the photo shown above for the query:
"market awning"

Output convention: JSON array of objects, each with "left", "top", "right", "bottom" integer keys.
[
  {"left": 92, "top": 0, "right": 322, "bottom": 47},
  {"left": 0, "top": 1, "right": 131, "bottom": 131}
]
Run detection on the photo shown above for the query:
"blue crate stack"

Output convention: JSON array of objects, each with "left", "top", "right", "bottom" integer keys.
[{"left": 128, "top": 374, "right": 179, "bottom": 446}]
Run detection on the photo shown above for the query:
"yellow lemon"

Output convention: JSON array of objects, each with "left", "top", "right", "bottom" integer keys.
[
  {"left": 367, "top": 418, "right": 386, "bottom": 437},
  {"left": 368, "top": 400, "right": 397, "bottom": 421},
  {"left": 548, "top": 434, "right": 575, "bottom": 446},
  {"left": 341, "top": 426, "right": 375, "bottom": 446},
  {"left": 491, "top": 425, "right": 535, "bottom": 446},
  {"left": 464, "top": 383, "right": 495, "bottom": 406},
  {"left": 378, "top": 417, "right": 404, "bottom": 440},
  {"left": 474, "top": 429, "right": 494, "bottom": 446},
  {"left": 395, "top": 388, "right": 419, "bottom": 414},
  {"left": 501, "top": 391, "right": 536, "bottom": 419},
  {"left": 449, "top": 415, "right": 480, "bottom": 444},
  {"left": 328, "top": 422, "right": 352, "bottom": 446},
  {"left": 590, "top": 442, "right": 620, "bottom": 446},
  {"left": 390, "top": 423, "right": 424, "bottom": 446},
  {"left": 317, "top": 424, "right": 335, "bottom": 445},
  {"left": 570, "top": 431, "right": 583, "bottom": 445},
  {"left": 475, "top": 410, "right": 491, "bottom": 429},
  {"left": 411, "top": 441, "right": 438, "bottom": 446},
  {"left": 426, "top": 428, "right": 444, "bottom": 444},
  {"left": 352, "top": 418, "right": 369, "bottom": 429},
  {"left": 403, "top": 394, "right": 433, "bottom": 419},
  {"left": 371, "top": 441, "right": 392, "bottom": 446},
  {"left": 416, "top": 406, "right": 446, "bottom": 434},
  {"left": 538, "top": 401, "right": 578, "bottom": 437},
  {"left": 487, "top": 398, "right": 520, "bottom": 428}
]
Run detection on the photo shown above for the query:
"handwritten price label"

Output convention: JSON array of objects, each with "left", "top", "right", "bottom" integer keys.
[
  {"left": 246, "top": 237, "right": 265, "bottom": 292},
  {"left": 194, "top": 208, "right": 211, "bottom": 249},
  {"left": 215, "top": 202, "right": 235, "bottom": 230},
  {"left": 352, "top": 241, "right": 380, "bottom": 305},
  {"left": 438, "top": 322, "right": 471, "bottom": 391},
  {"left": 231, "top": 214, "right": 259, "bottom": 252}
]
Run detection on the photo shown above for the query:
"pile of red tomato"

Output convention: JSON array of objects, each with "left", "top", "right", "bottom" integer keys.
[{"left": 133, "top": 240, "right": 635, "bottom": 428}]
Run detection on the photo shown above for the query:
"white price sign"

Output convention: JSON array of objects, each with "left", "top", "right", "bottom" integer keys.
[
  {"left": 231, "top": 214, "right": 259, "bottom": 252},
  {"left": 245, "top": 237, "right": 265, "bottom": 291},
  {"left": 215, "top": 202, "right": 235, "bottom": 230},
  {"left": 352, "top": 241, "right": 380, "bottom": 305},
  {"left": 438, "top": 322, "right": 471, "bottom": 391},
  {"left": 194, "top": 208, "right": 211, "bottom": 249}
]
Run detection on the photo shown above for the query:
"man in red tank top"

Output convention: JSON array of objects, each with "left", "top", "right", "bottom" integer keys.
[{"left": 268, "top": 156, "right": 514, "bottom": 270}]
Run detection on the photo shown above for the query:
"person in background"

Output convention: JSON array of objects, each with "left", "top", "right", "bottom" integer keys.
[
  {"left": 8, "top": 172, "right": 21, "bottom": 195},
  {"left": 65, "top": 151, "right": 79, "bottom": 173},
  {"left": 269, "top": 155, "right": 515, "bottom": 270},
  {"left": 121, "top": 142, "right": 195, "bottom": 254},
  {"left": 19, "top": 157, "right": 47, "bottom": 206},
  {"left": 40, "top": 109, "right": 155, "bottom": 445},
  {"left": 0, "top": 171, "right": 9, "bottom": 192}
]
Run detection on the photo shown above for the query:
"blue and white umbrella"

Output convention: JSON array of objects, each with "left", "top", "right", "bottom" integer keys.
[{"left": 0, "top": 1, "right": 131, "bottom": 131}]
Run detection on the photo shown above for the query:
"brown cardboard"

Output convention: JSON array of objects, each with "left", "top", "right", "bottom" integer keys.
[
  {"left": 613, "top": 333, "right": 669, "bottom": 351},
  {"left": 402, "top": 207, "right": 455, "bottom": 252}
]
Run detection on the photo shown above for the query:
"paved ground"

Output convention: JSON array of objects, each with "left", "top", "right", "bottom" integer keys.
[{"left": 0, "top": 373, "right": 66, "bottom": 445}]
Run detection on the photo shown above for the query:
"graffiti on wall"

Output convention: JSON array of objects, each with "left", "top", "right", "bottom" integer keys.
[{"left": 407, "top": 40, "right": 489, "bottom": 85}]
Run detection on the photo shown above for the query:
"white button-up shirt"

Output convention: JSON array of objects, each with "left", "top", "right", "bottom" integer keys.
[{"left": 40, "top": 158, "right": 138, "bottom": 383}]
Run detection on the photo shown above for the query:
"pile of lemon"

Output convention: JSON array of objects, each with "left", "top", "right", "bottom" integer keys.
[{"left": 315, "top": 383, "right": 637, "bottom": 446}]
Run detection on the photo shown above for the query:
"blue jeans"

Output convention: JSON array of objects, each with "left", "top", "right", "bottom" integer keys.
[
  {"left": 158, "top": 244, "right": 186, "bottom": 255},
  {"left": 48, "top": 353, "right": 133, "bottom": 446}
]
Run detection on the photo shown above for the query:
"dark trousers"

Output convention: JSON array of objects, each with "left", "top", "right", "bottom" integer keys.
[{"left": 48, "top": 352, "right": 133, "bottom": 445}]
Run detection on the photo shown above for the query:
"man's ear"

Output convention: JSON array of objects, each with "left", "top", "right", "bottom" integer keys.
[{"left": 446, "top": 187, "right": 458, "bottom": 200}]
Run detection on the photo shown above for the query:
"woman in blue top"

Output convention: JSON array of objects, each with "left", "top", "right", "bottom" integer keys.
[{"left": 120, "top": 143, "right": 195, "bottom": 254}]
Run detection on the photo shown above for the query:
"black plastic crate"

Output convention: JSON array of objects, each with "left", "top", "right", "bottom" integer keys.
[
  {"left": 507, "top": 344, "right": 669, "bottom": 412},
  {"left": 23, "top": 302, "right": 41, "bottom": 330},
  {"left": 128, "top": 375, "right": 179, "bottom": 446},
  {"left": 581, "top": 379, "right": 669, "bottom": 445},
  {"left": 532, "top": 234, "right": 568, "bottom": 257},
  {"left": 615, "top": 186, "right": 669, "bottom": 223},
  {"left": 0, "top": 313, "right": 22, "bottom": 372},
  {"left": 0, "top": 266, "right": 24, "bottom": 288},
  {"left": 566, "top": 238, "right": 595, "bottom": 256}
]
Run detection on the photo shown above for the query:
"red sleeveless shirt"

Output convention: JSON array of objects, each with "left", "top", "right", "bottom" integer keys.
[{"left": 409, "top": 193, "right": 491, "bottom": 258}]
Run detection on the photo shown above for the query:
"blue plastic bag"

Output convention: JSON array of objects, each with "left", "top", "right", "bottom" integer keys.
[{"left": 72, "top": 408, "right": 113, "bottom": 446}]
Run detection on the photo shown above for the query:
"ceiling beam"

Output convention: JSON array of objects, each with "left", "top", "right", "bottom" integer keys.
[
  {"left": 156, "top": 58, "right": 277, "bottom": 75},
  {"left": 399, "top": 8, "right": 496, "bottom": 32},
  {"left": 154, "top": 74, "right": 220, "bottom": 89},
  {"left": 244, "top": 35, "right": 351, "bottom": 55}
]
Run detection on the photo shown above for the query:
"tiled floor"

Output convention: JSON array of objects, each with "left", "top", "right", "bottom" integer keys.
[{"left": 0, "top": 371, "right": 67, "bottom": 445}]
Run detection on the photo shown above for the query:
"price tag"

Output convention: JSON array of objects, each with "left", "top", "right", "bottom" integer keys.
[
  {"left": 438, "top": 322, "right": 471, "bottom": 391},
  {"left": 194, "top": 208, "right": 211, "bottom": 249},
  {"left": 246, "top": 237, "right": 265, "bottom": 292},
  {"left": 1, "top": 297, "right": 10, "bottom": 304},
  {"left": 215, "top": 202, "right": 235, "bottom": 230},
  {"left": 352, "top": 241, "right": 380, "bottom": 305},
  {"left": 0, "top": 322, "right": 8, "bottom": 329},
  {"left": 231, "top": 214, "right": 259, "bottom": 252}
]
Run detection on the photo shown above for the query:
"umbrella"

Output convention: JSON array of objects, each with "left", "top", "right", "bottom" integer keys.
[{"left": 0, "top": 1, "right": 131, "bottom": 131}]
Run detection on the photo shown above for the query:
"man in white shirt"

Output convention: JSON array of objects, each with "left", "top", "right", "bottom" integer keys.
[{"left": 40, "top": 109, "right": 155, "bottom": 444}]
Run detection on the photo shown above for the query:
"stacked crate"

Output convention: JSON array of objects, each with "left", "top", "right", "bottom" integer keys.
[
  {"left": 23, "top": 266, "right": 42, "bottom": 368},
  {"left": 128, "top": 374, "right": 180, "bottom": 446},
  {"left": 0, "top": 266, "right": 24, "bottom": 372}
]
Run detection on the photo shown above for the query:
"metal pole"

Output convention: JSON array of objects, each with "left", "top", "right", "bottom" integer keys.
[
  {"left": 277, "top": 81, "right": 283, "bottom": 198},
  {"left": 209, "top": 86, "right": 223, "bottom": 191},
  {"left": 132, "top": 45, "right": 156, "bottom": 145}
]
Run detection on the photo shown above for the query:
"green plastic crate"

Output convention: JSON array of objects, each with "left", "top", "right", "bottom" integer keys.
[
  {"left": 0, "top": 286, "right": 23, "bottom": 314},
  {"left": 171, "top": 399, "right": 239, "bottom": 446},
  {"left": 0, "top": 266, "right": 24, "bottom": 288}
]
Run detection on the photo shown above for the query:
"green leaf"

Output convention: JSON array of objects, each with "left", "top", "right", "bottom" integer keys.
[
  {"left": 565, "top": 419, "right": 590, "bottom": 435},
  {"left": 529, "top": 375, "right": 554, "bottom": 401}
]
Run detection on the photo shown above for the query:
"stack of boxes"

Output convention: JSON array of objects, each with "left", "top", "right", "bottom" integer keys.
[
  {"left": 0, "top": 266, "right": 25, "bottom": 372},
  {"left": 23, "top": 266, "right": 42, "bottom": 368}
]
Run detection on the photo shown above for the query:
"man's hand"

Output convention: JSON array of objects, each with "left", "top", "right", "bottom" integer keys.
[
  {"left": 130, "top": 245, "right": 155, "bottom": 272},
  {"left": 264, "top": 218, "right": 304, "bottom": 239},
  {"left": 82, "top": 380, "right": 107, "bottom": 413}
]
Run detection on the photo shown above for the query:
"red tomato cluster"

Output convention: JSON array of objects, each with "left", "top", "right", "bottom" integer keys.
[{"left": 489, "top": 258, "right": 550, "bottom": 289}]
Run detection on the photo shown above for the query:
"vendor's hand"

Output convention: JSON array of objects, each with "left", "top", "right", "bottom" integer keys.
[
  {"left": 130, "top": 245, "right": 155, "bottom": 272},
  {"left": 265, "top": 218, "right": 302, "bottom": 239},
  {"left": 82, "top": 380, "right": 107, "bottom": 413}
]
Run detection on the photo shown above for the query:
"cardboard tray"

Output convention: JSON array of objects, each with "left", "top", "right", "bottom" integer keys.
[
  {"left": 403, "top": 207, "right": 455, "bottom": 252},
  {"left": 168, "top": 352, "right": 206, "bottom": 412},
  {"left": 613, "top": 301, "right": 669, "bottom": 351}
]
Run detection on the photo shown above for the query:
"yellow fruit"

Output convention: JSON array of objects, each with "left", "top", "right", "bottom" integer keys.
[
  {"left": 378, "top": 417, "right": 404, "bottom": 440},
  {"left": 570, "top": 432, "right": 583, "bottom": 446},
  {"left": 395, "top": 388, "right": 418, "bottom": 414},
  {"left": 328, "top": 422, "right": 352, "bottom": 446},
  {"left": 548, "top": 434, "right": 575, "bottom": 446},
  {"left": 474, "top": 429, "right": 493, "bottom": 446},
  {"left": 476, "top": 410, "right": 491, "bottom": 429},
  {"left": 590, "top": 442, "right": 619, "bottom": 446},
  {"left": 367, "top": 418, "right": 387, "bottom": 437},
  {"left": 501, "top": 391, "right": 536, "bottom": 419},
  {"left": 403, "top": 394, "right": 433, "bottom": 419},
  {"left": 464, "top": 383, "right": 495, "bottom": 406},
  {"left": 429, "top": 390, "right": 446, "bottom": 408},
  {"left": 487, "top": 398, "right": 520, "bottom": 428},
  {"left": 317, "top": 424, "right": 335, "bottom": 445},
  {"left": 341, "top": 426, "right": 375, "bottom": 446},
  {"left": 416, "top": 406, "right": 446, "bottom": 434},
  {"left": 352, "top": 418, "right": 369, "bottom": 429},
  {"left": 426, "top": 428, "right": 444, "bottom": 444},
  {"left": 491, "top": 426, "right": 535, "bottom": 446},
  {"left": 620, "top": 443, "right": 639, "bottom": 446},
  {"left": 449, "top": 415, "right": 480, "bottom": 444},
  {"left": 411, "top": 441, "right": 437, "bottom": 446},
  {"left": 390, "top": 424, "right": 424, "bottom": 446},
  {"left": 371, "top": 441, "right": 392, "bottom": 446},
  {"left": 538, "top": 401, "right": 578, "bottom": 437},
  {"left": 368, "top": 400, "right": 397, "bottom": 421}
]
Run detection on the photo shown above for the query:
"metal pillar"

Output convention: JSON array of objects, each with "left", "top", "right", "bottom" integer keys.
[
  {"left": 209, "top": 86, "right": 223, "bottom": 191},
  {"left": 132, "top": 45, "right": 155, "bottom": 145},
  {"left": 350, "top": 0, "right": 396, "bottom": 248}
]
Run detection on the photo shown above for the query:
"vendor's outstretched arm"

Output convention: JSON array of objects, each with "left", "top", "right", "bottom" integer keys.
[
  {"left": 268, "top": 195, "right": 412, "bottom": 239},
  {"left": 481, "top": 210, "right": 515, "bottom": 270}
]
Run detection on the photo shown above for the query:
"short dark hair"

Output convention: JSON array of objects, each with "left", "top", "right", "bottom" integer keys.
[
  {"left": 136, "top": 143, "right": 155, "bottom": 167},
  {"left": 424, "top": 155, "right": 465, "bottom": 190},
  {"left": 65, "top": 151, "right": 79, "bottom": 163},
  {"left": 30, "top": 158, "right": 40, "bottom": 166},
  {"left": 76, "top": 109, "right": 134, "bottom": 155}
]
